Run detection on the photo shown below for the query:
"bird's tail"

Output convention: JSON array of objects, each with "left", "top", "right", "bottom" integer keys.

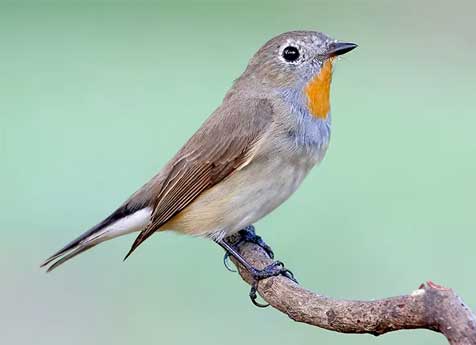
[{"left": 41, "top": 207, "right": 152, "bottom": 272}]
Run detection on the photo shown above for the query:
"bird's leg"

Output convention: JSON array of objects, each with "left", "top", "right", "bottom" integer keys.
[{"left": 217, "top": 227, "right": 298, "bottom": 307}]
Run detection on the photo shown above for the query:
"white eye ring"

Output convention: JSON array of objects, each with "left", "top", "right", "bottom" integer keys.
[
  {"left": 282, "top": 46, "right": 300, "bottom": 62},
  {"left": 278, "top": 44, "right": 304, "bottom": 65}
]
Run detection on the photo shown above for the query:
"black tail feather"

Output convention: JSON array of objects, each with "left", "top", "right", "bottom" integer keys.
[{"left": 41, "top": 204, "right": 139, "bottom": 270}]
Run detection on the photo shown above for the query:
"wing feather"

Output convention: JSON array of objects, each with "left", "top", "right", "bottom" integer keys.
[{"left": 123, "top": 98, "right": 274, "bottom": 259}]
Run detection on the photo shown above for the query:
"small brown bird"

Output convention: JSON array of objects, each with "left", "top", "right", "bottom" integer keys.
[{"left": 42, "top": 30, "right": 356, "bottom": 302}]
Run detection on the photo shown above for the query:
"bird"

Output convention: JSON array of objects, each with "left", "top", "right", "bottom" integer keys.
[{"left": 41, "top": 30, "right": 356, "bottom": 301}]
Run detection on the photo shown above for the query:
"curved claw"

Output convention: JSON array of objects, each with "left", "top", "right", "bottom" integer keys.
[
  {"left": 264, "top": 247, "right": 274, "bottom": 260},
  {"left": 281, "top": 268, "right": 298, "bottom": 284},
  {"left": 223, "top": 252, "right": 237, "bottom": 272},
  {"left": 249, "top": 282, "right": 269, "bottom": 308}
]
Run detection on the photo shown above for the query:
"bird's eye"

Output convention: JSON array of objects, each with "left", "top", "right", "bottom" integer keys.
[{"left": 282, "top": 46, "right": 300, "bottom": 62}]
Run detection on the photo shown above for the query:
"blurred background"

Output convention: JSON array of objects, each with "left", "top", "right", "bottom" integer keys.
[{"left": 1, "top": 1, "right": 475, "bottom": 344}]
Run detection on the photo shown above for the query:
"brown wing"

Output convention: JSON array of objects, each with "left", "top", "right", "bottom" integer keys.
[{"left": 123, "top": 98, "right": 273, "bottom": 259}]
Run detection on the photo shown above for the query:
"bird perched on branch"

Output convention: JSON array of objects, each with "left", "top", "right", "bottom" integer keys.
[{"left": 42, "top": 30, "right": 357, "bottom": 305}]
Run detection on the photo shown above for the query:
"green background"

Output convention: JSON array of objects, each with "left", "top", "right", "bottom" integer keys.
[{"left": 1, "top": 1, "right": 475, "bottom": 345}]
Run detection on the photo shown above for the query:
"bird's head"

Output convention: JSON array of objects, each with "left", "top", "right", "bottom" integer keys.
[{"left": 238, "top": 31, "right": 357, "bottom": 119}]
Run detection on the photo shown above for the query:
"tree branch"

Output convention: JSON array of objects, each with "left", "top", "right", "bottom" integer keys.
[{"left": 229, "top": 240, "right": 476, "bottom": 345}]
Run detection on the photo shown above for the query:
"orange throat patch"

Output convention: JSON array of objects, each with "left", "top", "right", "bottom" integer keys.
[{"left": 304, "top": 59, "right": 334, "bottom": 119}]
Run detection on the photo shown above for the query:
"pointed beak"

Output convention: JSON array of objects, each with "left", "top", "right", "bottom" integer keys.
[{"left": 325, "top": 42, "right": 358, "bottom": 58}]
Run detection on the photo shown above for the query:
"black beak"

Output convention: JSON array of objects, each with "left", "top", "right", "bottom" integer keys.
[{"left": 326, "top": 42, "right": 358, "bottom": 58}]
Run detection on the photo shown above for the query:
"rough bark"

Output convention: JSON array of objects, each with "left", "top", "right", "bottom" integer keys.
[{"left": 229, "top": 241, "right": 476, "bottom": 345}]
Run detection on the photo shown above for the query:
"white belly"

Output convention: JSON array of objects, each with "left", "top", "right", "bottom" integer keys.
[{"left": 163, "top": 150, "right": 321, "bottom": 240}]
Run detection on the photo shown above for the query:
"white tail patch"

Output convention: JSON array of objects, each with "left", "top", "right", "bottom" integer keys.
[
  {"left": 42, "top": 207, "right": 154, "bottom": 272},
  {"left": 89, "top": 207, "right": 153, "bottom": 243}
]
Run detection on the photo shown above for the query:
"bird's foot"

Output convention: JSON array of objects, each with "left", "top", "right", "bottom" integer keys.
[
  {"left": 223, "top": 225, "right": 274, "bottom": 271},
  {"left": 221, "top": 225, "right": 297, "bottom": 307},
  {"left": 248, "top": 261, "right": 298, "bottom": 307},
  {"left": 237, "top": 225, "right": 275, "bottom": 259}
]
